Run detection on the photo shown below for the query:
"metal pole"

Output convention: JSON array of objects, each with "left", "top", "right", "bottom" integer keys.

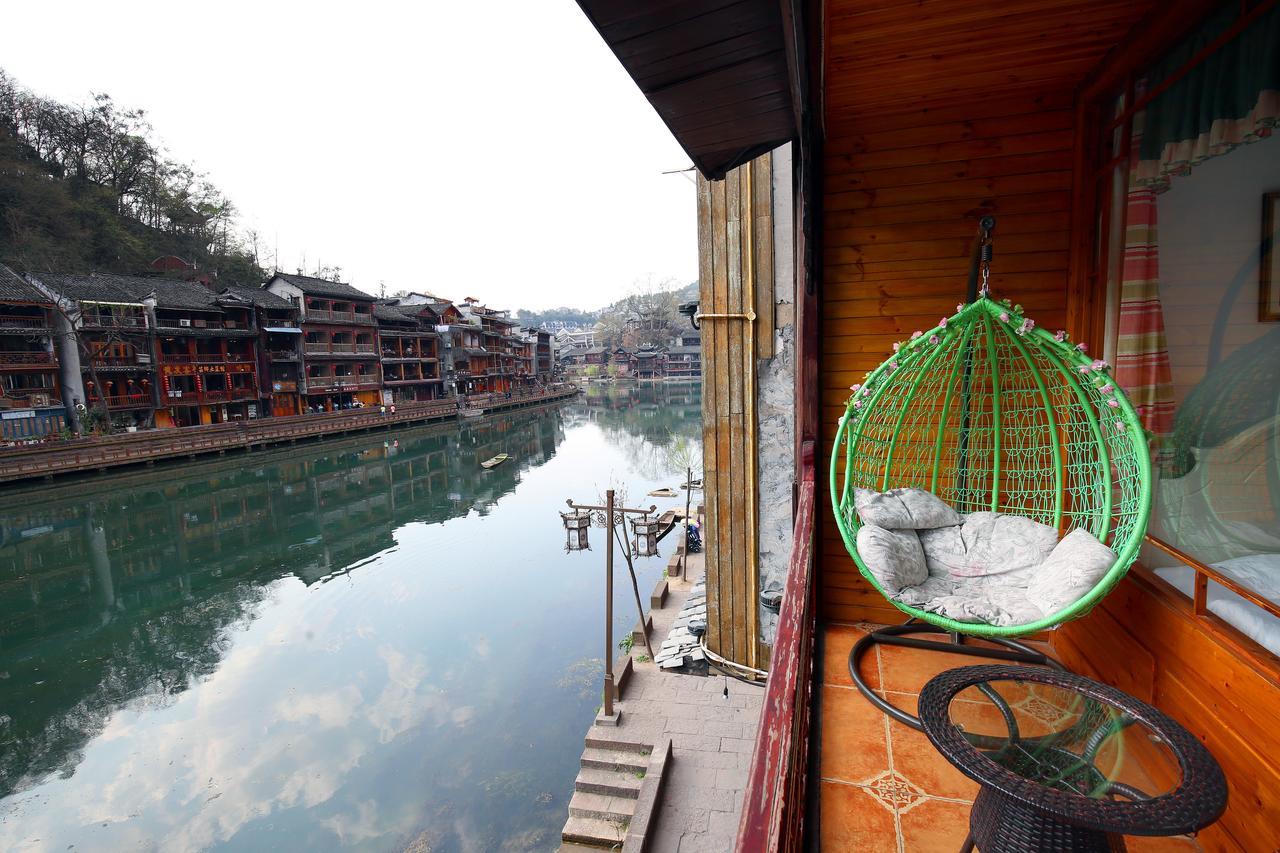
[
  {"left": 603, "top": 488, "right": 616, "bottom": 718},
  {"left": 683, "top": 466, "right": 692, "bottom": 580}
]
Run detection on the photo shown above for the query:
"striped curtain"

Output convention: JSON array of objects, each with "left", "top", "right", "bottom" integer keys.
[
  {"left": 1116, "top": 4, "right": 1279, "bottom": 473},
  {"left": 1115, "top": 113, "right": 1176, "bottom": 471}
]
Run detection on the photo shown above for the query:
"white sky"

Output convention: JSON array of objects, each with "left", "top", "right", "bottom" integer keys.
[{"left": 0, "top": 1, "right": 697, "bottom": 311}]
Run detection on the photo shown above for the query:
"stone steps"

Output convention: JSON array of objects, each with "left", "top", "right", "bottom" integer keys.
[
  {"left": 569, "top": 790, "right": 639, "bottom": 820},
  {"left": 583, "top": 733, "right": 654, "bottom": 755},
  {"left": 563, "top": 734, "right": 659, "bottom": 849},
  {"left": 575, "top": 767, "right": 643, "bottom": 799},
  {"left": 561, "top": 815, "right": 627, "bottom": 848},
  {"left": 580, "top": 746, "right": 649, "bottom": 774}
]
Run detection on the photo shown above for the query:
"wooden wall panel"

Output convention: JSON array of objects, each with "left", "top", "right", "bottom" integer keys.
[
  {"left": 818, "top": 88, "right": 1076, "bottom": 625},
  {"left": 1056, "top": 571, "right": 1280, "bottom": 852},
  {"left": 699, "top": 154, "right": 774, "bottom": 669}
]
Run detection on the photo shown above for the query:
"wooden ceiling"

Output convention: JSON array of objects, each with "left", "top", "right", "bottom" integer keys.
[
  {"left": 576, "top": 0, "right": 798, "bottom": 179},
  {"left": 824, "top": 0, "right": 1158, "bottom": 123}
]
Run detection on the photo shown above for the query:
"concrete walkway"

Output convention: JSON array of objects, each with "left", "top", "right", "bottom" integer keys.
[{"left": 562, "top": 547, "right": 765, "bottom": 851}]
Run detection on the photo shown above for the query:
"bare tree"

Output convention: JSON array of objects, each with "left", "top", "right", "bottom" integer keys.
[{"left": 47, "top": 299, "right": 152, "bottom": 435}]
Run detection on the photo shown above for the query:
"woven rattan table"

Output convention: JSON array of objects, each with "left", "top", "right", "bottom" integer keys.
[{"left": 918, "top": 665, "right": 1227, "bottom": 852}]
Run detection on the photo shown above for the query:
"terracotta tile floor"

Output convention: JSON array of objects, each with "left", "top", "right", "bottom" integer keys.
[{"left": 817, "top": 622, "right": 1203, "bottom": 852}]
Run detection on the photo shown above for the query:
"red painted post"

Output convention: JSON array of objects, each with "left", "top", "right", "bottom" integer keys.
[{"left": 736, "top": 440, "right": 817, "bottom": 852}]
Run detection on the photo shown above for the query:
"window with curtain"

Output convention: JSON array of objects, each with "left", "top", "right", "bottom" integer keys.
[{"left": 1100, "top": 1, "right": 1280, "bottom": 654}]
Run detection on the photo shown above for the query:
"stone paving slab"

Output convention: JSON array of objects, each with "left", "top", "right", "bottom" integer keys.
[{"left": 602, "top": 546, "right": 766, "bottom": 853}]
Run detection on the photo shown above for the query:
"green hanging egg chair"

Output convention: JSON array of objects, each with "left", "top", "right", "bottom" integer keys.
[{"left": 830, "top": 220, "right": 1152, "bottom": 727}]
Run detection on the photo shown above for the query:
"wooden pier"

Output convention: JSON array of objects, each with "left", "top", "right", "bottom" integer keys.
[{"left": 0, "top": 385, "right": 579, "bottom": 486}]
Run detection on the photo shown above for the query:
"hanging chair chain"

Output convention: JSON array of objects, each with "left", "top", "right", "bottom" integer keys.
[
  {"left": 966, "top": 215, "right": 996, "bottom": 303},
  {"left": 978, "top": 221, "right": 994, "bottom": 297}
]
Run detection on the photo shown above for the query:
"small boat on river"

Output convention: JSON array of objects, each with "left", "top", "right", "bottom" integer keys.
[{"left": 480, "top": 453, "right": 510, "bottom": 469}]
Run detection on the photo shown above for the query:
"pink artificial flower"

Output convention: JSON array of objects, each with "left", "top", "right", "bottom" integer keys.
[
  {"left": 1091, "top": 359, "right": 1110, "bottom": 371},
  {"left": 850, "top": 383, "right": 861, "bottom": 393},
  {"left": 1114, "top": 420, "right": 1125, "bottom": 431},
  {"left": 1017, "top": 318, "right": 1035, "bottom": 336},
  {"left": 1078, "top": 364, "right": 1091, "bottom": 374},
  {"left": 1054, "top": 330, "right": 1067, "bottom": 342},
  {"left": 1101, "top": 383, "right": 1114, "bottom": 395},
  {"left": 929, "top": 335, "right": 940, "bottom": 345},
  {"left": 911, "top": 331, "right": 923, "bottom": 340},
  {"left": 852, "top": 399, "right": 862, "bottom": 409},
  {"left": 893, "top": 341, "right": 901, "bottom": 352},
  {"left": 939, "top": 317, "right": 948, "bottom": 329},
  {"left": 1076, "top": 343, "right": 1088, "bottom": 353},
  {"left": 956, "top": 303, "right": 965, "bottom": 313},
  {"left": 1107, "top": 399, "right": 1120, "bottom": 408},
  {"left": 888, "top": 361, "right": 899, "bottom": 371},
  {"left": 999, "top": 311, "right": 1010, "bottom": 323}
]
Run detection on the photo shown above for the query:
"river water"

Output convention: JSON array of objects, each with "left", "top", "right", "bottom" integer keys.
[{"left": 0, "top": 383, "right": 701, "bottom": 852}]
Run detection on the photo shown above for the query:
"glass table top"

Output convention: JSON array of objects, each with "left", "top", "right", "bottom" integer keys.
[{"left": 948, "top": 678, "right": 1182, "bottom": 800}]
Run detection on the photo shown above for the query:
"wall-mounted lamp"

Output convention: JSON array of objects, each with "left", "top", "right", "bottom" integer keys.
[{"left": 678, "top": 301, "right": 700, "bottom": 330}]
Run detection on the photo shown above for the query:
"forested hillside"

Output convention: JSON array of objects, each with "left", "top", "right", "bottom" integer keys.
[{"left": 0, "top": 69, "right": 263, "bottom": 282}]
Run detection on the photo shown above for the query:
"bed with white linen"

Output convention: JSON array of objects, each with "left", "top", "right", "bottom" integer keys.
[{"left": 1151, "top": 553, "right": 1280, "bottom": 656}]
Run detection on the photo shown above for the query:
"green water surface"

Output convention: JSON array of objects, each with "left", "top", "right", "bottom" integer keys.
[{"left": 0, "top": 383, "right": 701, "bottom": 852}]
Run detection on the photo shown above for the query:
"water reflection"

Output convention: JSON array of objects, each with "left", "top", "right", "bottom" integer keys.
[{"left": 0, "top": 384, "right": 701, "bottom": 852}]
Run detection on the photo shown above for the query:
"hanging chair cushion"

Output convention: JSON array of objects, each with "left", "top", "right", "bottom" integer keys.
[
  {"left": 919, "top": 512, "right": 1060, "bottom": 585},
  {"left": 855, "top": 523, "right": 928, "bottom": 592},
  {"left": 1026, "top": 528, "right": 1117, "bottom": 615},
  {"left": 854, "top": 487, "right": 962, "bottom": 530},
  {"left": 900, "top": 582, "right": 1046, "bottom": 628}
]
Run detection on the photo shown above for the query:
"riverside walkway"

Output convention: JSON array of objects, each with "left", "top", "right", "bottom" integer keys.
[{"left": 0, "top": 385, "right": 579, "bottom": 485}]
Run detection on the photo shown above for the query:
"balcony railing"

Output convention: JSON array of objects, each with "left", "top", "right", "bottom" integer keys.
[
  {"left": 89, "top": 394, "right": 152, "bottom": 409},
  {"left": 737, "top": 440, "right": 816, "bottom": 850},
  {"left": 165, "top": 386, "right": 258, "bottom": 404},
  {"left": 268, "top": 349, "right": 300, "bottom": 361},
  {"left": 0, "top": 351, "right": 55, "bottom": 365},
  {"left": 304, "top": 342, "right": 377, "bottom": 356},
  {"left": 306, "top": 377, "right": 380, "bottom": 391},
  {"left": 91, "top": 354, "right": 153, "bottom": 368},
  {"left": 305, "top": 308, "right": 375, "bottom": 325},
  {"left": 81, "top": 313, "right": 146, "bottom": 329},
  {"left": 159, "top": 351, "right": 255, "bottom": 364},
  {"left": 0, "top": 316, "right": 51, "bottom": 330}
]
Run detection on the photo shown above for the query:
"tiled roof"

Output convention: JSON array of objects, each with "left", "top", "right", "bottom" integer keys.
[
  {"left": 220, "top": 284, "right": 296, "bottom": 310},
  {"left": 0, "top": 265, "right": 52, "bottom": 304},
  {"left": 139, "top": 279, "right": 223, "bottom": 310},
  {"left": 667, "top": 345, "right": 702, "bottom": 356},
  {"left": 373, "top": 303, "right": 416, "bottom": 324},
  {"left": 34, "top": 272, "right": 143, "bottom": 304},
  {"left": 271, "top": 272, "right": 376, "bottom": 301},
  {"left": 36, "top": 272, "right": 219, "bottom": 310},
  {"left": 153, "top": 326, "right": 257, "bottom": 339}
]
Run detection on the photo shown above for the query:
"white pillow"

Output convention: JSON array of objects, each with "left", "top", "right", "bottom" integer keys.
[
  {"left": 854, "top": 488, "right": 962, "bottom": 530},
  {"left": 919, "top": 524, "right": 967, "bottom": 577},
  {"left": 856, "top": 523, "right": 927, "bottom": 593},
  {"left": 958, "top": 512, "right": 1059, "bottom": 584},
  {"left": 1026, "top": 528, "right": 1116, "bottom": 615}
]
